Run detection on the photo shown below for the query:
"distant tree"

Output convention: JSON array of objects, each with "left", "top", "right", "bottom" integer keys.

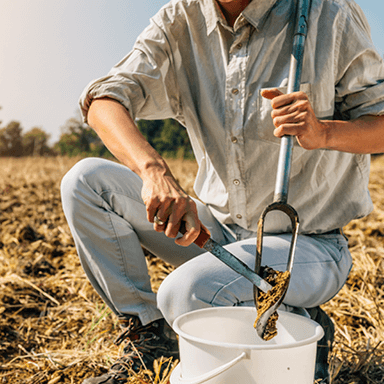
[
  {"left": 137, "top": 119, "right": 194, "bottom": 159},
  {"left": 136, "top": 119, "right": 164, "bottom": 149},
  {"left": 54, "top": 114, "right": 193, "bottom": 159},
  {"left": 0, "top": 121, "right": 23, "bottom": 157},
  {"left": 54, "top": 114, "right": 112, "bottom": 157},
  {"left": 153, "top": 119, "right": 194, "bottom": 158},
  {"left": 22, "top": 127, "right": 52, "bottom": 156}
]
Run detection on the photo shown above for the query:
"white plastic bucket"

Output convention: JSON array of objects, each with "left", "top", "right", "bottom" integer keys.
[{"left": 171, "top": 307, "right": 324, "bottom": 384}]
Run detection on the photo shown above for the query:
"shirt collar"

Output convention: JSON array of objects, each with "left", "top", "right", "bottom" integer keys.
[
  {"left": 242, "top": 0, "right": 279, "bottom": 31},
  {"left": 203, "top": 0, "right": 222, "bottom": 35},
  {"left": 203, "top": 0, "right": 279, "bottom": 35}
]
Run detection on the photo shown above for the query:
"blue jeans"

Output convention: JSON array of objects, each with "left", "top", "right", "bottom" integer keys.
[{"left": 61, "top": 158, "right": 352, "bottom": 326}]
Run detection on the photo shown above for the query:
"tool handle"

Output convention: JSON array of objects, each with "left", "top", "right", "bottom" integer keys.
[
  {"left": 273, "top": 0, "right": 310, "bottom": 203},
  {"left": 179, "top": 222, "right": 211, "bottom": 248},
  {"left": 180, "top": 223, "right": 272, "bottom": 293}
]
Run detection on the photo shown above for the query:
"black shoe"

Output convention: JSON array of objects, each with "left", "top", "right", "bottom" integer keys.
[
  {"left": 82, "top": 317, "right": 179, "bottom": 384},
  {"left": 307, "top": 306, "right": 335, "bottom": 383}
]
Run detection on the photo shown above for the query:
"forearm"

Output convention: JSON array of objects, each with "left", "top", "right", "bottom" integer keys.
[
  {"left": 87, "top": 97, "right": 170, "bottom": 179},
  {"left": 87, "top": 97, "right": 203, "bottom": 245},
  {"left": 323, "top": 115, "right": 384, "bottom": 154}
]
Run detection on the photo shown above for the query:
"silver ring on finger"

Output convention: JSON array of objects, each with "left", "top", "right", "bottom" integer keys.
[{"left": 154, "top": 215, "right": 165, "bottom": 226}]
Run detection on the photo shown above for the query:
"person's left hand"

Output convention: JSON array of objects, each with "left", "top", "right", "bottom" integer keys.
[{"left": 261, "top": 88, "right": 327, "bottom": 150}]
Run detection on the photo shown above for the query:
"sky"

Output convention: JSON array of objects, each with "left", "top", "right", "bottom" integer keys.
[{"left": 0, "top": 0, "right": 384, "bottom": 145}]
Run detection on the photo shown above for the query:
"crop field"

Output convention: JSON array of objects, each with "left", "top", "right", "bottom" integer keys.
[{"left": 0, "top": 156, "right": 383, "bottom": 383}]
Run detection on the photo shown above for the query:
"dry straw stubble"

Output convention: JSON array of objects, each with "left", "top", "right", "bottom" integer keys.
[{"left": 0, "top": 156, "right": 383, "bottom": 383}]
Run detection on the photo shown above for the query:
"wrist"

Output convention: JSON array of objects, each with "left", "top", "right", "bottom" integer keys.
[
  {"left": 321, "top": 120, "right": 332, "bottom": 150},
  {"left": 138, "top": 157, "right": 171, "bottom": 181},
  {"left": 321, "top": 119, "right": 347, "bottom": 150}
]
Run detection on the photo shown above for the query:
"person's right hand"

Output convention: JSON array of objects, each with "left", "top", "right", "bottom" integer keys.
[
  {"left": 141, "top": 170, "right": 209, "bottom": 246},
  {"left": 87, "top": 98, "right": 210, "bottom": 246}
]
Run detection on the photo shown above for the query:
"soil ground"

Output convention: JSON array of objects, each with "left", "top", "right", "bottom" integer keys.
[{"left": 0, "top": 156, "right": 383, "bottom": 383}]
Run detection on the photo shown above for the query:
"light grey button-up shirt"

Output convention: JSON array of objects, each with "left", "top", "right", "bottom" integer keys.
[{"left": 79, "top": 0, "right": 384, "bottom": 234}]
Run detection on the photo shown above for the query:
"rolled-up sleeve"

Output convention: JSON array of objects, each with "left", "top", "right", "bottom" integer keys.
[
  {"left": 79, "top": 19, "right": 180, "bottom": 123},
  {"left": 334, "top": 5, "right": 384, "bottom": 120}
]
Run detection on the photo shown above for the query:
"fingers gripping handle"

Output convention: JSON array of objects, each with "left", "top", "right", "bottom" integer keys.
[{"left": 179, "top": 222, "right": 211, "bottom": 248}]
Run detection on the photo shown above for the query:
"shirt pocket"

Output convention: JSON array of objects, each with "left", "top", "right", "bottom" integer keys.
[{"left": 256, "top": 83, "right": 313, "bottom": 146}]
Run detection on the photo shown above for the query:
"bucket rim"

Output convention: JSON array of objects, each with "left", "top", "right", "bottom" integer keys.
[{"left": 173, "top": 306, "right": 324, "bottom": 350}]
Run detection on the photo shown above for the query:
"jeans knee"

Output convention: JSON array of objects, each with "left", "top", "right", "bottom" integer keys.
[
  {"left": 157, "top": 271, "right": 183, "bottom": 325},
  {"left": 157, "top": 266, "right": 210, "bottom": 326},
  {"left": 156, "top": 254, "right": 243, "bottom": 326},
  {"left": 61, "top": 157, "right": 101, "bottom": 190},
  {"left": 60, "top": 158, "right": 102, "bottom": 217}
]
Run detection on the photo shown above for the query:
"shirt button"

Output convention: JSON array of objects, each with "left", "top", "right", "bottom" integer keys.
[
  {"left": 231, "top": 136, "right": 238, "bottom": 143},
  {"left": 236, "top": 214, "right": 242, "bottom": 219},
  {"left": 232, "top": 88, "right": 239, "bottom": 95},
  {"left": 233, "top": 179, "right": 240, "bottom": 186}
]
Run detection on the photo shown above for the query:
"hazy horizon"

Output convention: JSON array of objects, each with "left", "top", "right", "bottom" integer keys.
[{"left": 1, "top": 0, "right": 383, "bottom": 144}]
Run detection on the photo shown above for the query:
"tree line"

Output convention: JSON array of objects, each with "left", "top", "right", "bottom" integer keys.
[{"left": 0, "top": 113, "right": 194, "bottom": 159}]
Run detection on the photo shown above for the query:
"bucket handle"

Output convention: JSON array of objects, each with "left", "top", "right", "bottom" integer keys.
[{"left": 178, "top": 351, "right": 247, "bottom": 384}]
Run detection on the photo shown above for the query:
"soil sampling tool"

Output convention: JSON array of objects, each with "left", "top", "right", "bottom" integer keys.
[
  {"left": 253, "top": 0, "right": 311, "bottom": 340},
  {"left": 180, "top": 224, "right": 273, "bottom": 294}
]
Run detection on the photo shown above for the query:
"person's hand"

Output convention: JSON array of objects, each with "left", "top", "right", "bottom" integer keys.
[
  {"left": 141, "top": 171, "right": 209, "bottom": 246},
  {"left": 261, "top": 88, "right": 327, "bottom": 150}
]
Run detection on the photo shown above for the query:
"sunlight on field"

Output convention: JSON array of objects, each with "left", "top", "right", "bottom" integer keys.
[{"left": 0, "top": 156, "right": 383, "bottom": 383}]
